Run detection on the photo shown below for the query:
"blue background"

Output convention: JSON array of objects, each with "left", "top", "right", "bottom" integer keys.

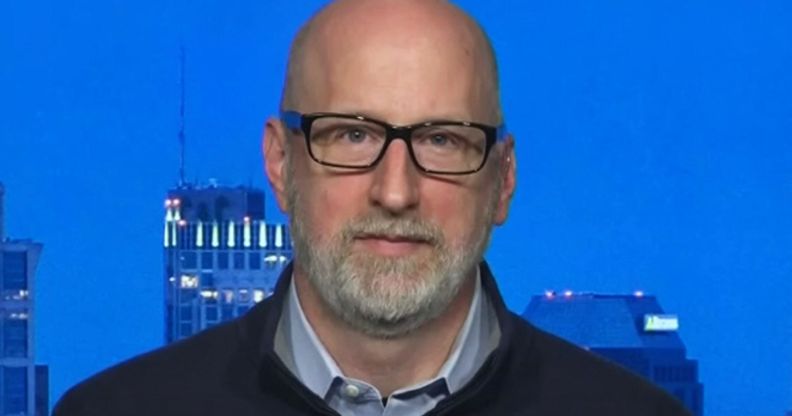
[{"left": 2, "top": 1, "right": 791, "bottom": 414}]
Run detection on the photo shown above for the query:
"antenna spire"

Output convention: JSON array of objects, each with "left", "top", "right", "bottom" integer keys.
[{"left": 178, "top": 45, "right": 187, "bottom": 187}]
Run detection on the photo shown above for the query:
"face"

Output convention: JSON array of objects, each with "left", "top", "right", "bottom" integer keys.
[{"left": 265, "top": 1, "right": 516, "bottom": 338}]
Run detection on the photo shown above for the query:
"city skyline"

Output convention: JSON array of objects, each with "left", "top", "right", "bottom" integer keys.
[
  {"left": 163, "top": 184, "right": 292, "bottom": 344},
  {"left": 0, "top": 184, "right": 49, "bottom": 415},
  {"left": 3, "top": 0, "right": 791, "bottom": 414},
  {"left": 524, "top": 292, "right": 703, "bottom": 415}
]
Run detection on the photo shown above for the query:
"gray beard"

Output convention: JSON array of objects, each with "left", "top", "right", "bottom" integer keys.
[{"left": 286, "top": 167, "right": 499, "bottom": 339}]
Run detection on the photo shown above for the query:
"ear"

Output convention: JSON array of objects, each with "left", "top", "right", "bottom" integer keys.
[
  {"left": 493, "top": 137, "right": 516, "bottom": 225},
  {"left": 263, "top": 117, "right": 290, "bottom": 213}
]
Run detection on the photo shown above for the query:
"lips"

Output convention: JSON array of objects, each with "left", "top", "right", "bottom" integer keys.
[
  {"left": 355, "top": 233, "right": 430, "bottom": 244},
  {"left": 353, "top": 234, "right": 432, "bottom": 256}
]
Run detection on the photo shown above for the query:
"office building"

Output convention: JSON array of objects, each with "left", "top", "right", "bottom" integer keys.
[
  {"left": 163, "top": 184, "right": 292, "bottom": 344},
  {"left": 523, "top": 291, "right": 703, "bottom": 416},
  {"left": 0, "top": 183, "right": 49, "bottom": 416}
]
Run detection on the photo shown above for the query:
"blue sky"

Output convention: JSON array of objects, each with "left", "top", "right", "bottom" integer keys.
[{"left": 2, "top": 1, "right": 791, "bottom": 414}]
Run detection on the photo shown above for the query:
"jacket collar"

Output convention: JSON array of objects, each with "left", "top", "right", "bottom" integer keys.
[{"left": 233, "top": 261, "right": 530, "bottom": 414}]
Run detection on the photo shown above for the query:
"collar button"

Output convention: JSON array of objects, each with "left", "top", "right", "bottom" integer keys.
[{"left": 343, "top": 383, "right": 361, "bottom": 399}]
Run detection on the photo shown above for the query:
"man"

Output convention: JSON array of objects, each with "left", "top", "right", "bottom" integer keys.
[{"left": 54, "top": 1, "right": 691, "bottom": 415}]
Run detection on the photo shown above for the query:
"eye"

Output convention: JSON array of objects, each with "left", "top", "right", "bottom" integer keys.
[
  {"left": 340, "top": 128, "right": 368, "bottom": 143},
  {"left": 428, "top": 134, "right": 450, "bottom": 146}
]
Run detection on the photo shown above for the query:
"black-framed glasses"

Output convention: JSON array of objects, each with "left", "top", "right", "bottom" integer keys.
[{"left": 281, "top": 111, "right": 508, "bottom": 175}]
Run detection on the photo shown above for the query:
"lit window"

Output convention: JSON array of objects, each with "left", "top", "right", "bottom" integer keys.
[
  {"left": 258, "top": 222, "right": 268, "bottom": 248},
  {"left": 275, "top": 225, "right": 283, "bottom": 248},
  {"left": 163, "top": 222, "right": 170, "bottom": 247},
  {"left": 227, "top": 221, "right": 236, "bottom": 248},
  {"left": 253, "top": 289, "right": 266, "bottom": 303},
  {"left": 8, "top": 312, "right": 28, "bottom": 320},
  {"left": 180, "top": 275, "right": 199, "bottom": 289},
  {"left": 222, "top": 289, "right": 234, "bottom": 304},
  {"left": 196, "top": 222, "right": 205, "bottom": 248},
  {"left": 243, "top": 221, "right": 252, "bottom": 248},
  {"left": 211, "top": 222, "right": 220, "bottom": 248},
  {"left": 200, "top": 289, "right": 218, "bottom": 300}
]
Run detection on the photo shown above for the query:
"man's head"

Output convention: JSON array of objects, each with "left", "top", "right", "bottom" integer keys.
[{"left": 264, "top": 0, "right": 516, "bottom": 338}]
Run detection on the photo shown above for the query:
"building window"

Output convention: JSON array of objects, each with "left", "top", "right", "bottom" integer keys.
[
  {"left": 180, "top": 251, "right": 198, "bottom": 269},
  {"left": 233, "top": 252, "right": 245, "bottom": 270},
  {"left": 201, "top": 252, "right": 214, "bottom": 269},
  {"left": 253, "top": 289, "right": 266, "bottom": 303},
  {"left": 221, "top": 305, "right": 234, "bottom": 320},
  {"left": 201, "top": 273, "right": 214, "bottom": 288},
  {"left": 180, "top": 323, "right": 192, "bottom": 338},
  {"left": 205, "top": 306, "right": 218, "bottom": 321},
  {"left": 3, "top": 366, "right": 28, "bottom": 414},
  {"left": 180, "top": 288, "right": 197, "bottom": 303},
  {"left": 264, "top": 253, "right": 278, "bottom": 269},
  {"left": 238, "top": 289, "right": 250, "bottom": 303},
  {"left": 2, "top": 252, "right": 28, "bottom": 290},
  {"left": 179, "top": 305, "right": 193, "bottom": 321},
  {"left": 217, "top": 252, "right": 229, "bottom": 270},
  {"left": 180, "top": 275, "right": 199, "bottom": 289},
  {"left": 249, "top": 253, "right": 261, "bottom": 270},
  {"left": 3, "top": 316, "right": 28, "bottom": 357}
]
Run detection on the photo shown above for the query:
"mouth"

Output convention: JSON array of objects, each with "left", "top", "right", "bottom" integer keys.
[{"left": 353, "top": 233, "right": 433, "bottom": 257}]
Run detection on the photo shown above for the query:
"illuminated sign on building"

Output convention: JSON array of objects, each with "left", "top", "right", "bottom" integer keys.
[{"left": 644, "top": 314, "right": 680, "bottom": 332}]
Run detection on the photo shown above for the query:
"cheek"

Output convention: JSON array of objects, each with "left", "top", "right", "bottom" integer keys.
[
  {"left": 298, "top": 174, "right": 372, "bottom": 241},
  {"left": 421, "top": 181, "right": 491, "bottom": 245}
]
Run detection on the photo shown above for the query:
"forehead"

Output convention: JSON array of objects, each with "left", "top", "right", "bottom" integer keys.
[{"left": 291, "top": 1, "right": 495, "bottom": 124}]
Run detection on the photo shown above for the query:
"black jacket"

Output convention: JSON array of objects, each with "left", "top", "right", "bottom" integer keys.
[{"left": 54, "top": 262, "right": 691, "bottom": 415}]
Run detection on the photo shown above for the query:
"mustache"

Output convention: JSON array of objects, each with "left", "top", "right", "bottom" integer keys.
[{"left": 340, "top": 214, "right": 443, "bottom": 245}]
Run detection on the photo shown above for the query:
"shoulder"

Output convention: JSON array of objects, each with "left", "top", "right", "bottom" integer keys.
[
  {"left": 53, "top": 302, "right": 270, "bottom": 416},
  {"left": 499, "top": 313, "right": 691, "bottom": 415}
]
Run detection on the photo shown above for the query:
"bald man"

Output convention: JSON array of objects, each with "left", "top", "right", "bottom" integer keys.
[{"left": 54, "top": 1, "right": 692, "bottom": 415}]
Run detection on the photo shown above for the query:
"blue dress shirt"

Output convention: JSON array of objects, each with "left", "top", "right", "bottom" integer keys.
[{"left": 274, "top": 268, "right": 500, "bottom": 416}]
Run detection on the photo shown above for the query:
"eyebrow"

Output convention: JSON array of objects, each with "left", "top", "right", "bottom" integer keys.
[{"left": 317, "top": 107, "right": 480, "bottom": 126}]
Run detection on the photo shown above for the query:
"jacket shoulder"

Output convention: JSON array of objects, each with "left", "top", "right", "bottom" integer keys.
[{"left": 53, "top": 311, "right": 261, "bottom": 416}]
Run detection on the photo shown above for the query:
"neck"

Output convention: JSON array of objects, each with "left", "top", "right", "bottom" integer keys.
[{"left": 293, "top": 266, "right": 477, "bottom": 397}]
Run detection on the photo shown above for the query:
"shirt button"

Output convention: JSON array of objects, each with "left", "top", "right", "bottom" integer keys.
[{"left": 343, "top": 384, "right": 361, "bottom": 399}]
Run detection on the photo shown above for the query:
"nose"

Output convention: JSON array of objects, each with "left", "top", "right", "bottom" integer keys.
[{"left": 368, "top": 139, "right": 420, "bottom": 214}]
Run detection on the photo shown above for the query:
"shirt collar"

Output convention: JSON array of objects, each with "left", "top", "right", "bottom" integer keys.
[
  {"left": 280, "top": 267, "right": 496, "bottom": 400},
  {"left": 284, "top": 275, "right": 344, "bottom": 399},
  {"left": 434, "top": 268, "right": 493, "bottom": 392}
]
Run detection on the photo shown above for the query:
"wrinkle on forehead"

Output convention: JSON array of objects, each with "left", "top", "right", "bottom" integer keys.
[{"left": 280, "top": 0, "right": 501, "bottom": 124}]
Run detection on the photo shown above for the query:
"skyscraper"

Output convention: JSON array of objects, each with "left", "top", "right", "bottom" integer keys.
[
  {"left": 0, "top": 183, "right": 49, "bottom": 416},
  {"left": 523, "top": 291, "right": 703, "bottom": 416},
  {"left": 163, "top": 183, "right": 292, "bottom": 344}
]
